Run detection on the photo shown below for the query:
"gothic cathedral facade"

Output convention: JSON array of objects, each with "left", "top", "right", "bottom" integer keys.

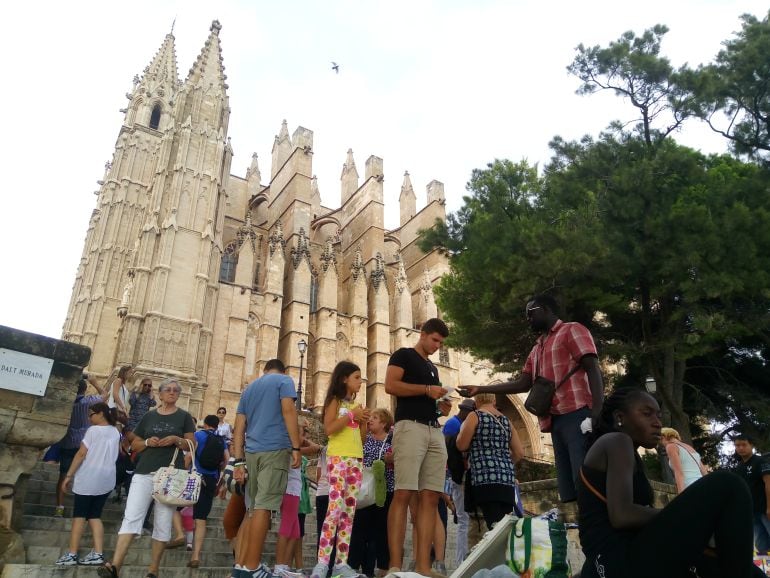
[{"left": 61, "top": 21, "right": 550, "bottom": 461}]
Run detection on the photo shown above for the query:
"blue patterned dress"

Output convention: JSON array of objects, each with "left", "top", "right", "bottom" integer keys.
[{"left": 468, "top": 411, "right": 516, "bottom": 505}]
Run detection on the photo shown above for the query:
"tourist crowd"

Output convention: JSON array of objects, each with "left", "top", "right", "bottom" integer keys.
[{"left": 45, "top": 299, "right": 768, "bottom": 578}]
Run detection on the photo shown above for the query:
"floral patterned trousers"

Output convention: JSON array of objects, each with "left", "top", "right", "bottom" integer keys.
[{"left": 317, "top": 455, "right": 362, "bottom": 567}]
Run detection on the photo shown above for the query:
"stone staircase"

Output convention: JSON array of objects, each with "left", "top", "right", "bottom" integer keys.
[{"left": 1, "top": 462, "right": 323, "bottom": 577}]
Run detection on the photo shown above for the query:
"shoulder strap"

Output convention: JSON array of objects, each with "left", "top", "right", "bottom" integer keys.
[
  {"left": 675, "top": 442, "right": 701, "bottom": 468},
  {"left": 556, "top": 363, "right": 584, "bottom": 389},
  {"left": 579, "top": 467, "right": 607, "bottom": 503}
]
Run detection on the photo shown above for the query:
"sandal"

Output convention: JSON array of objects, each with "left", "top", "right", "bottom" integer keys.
[
  {"left": 187, "top": 560, "right": 200, "bottom": 568},
  {"left": 166, "top": 537, "right": 185, "bottom": 549},
  {"left": 97, "top": 563, "right": 118, "bottom": 578}
]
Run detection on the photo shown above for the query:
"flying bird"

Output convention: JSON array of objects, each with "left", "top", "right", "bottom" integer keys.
[{"left": 331, "top": 62, "right": 340, "bottom": 74}]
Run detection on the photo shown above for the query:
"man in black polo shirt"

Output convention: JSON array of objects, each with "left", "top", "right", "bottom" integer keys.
[
  {"left": 734, "top": 433, "right": 770, "bottom": 554},
  {"left": 385, "top": 318, "right": 451, "bottom": 578}
]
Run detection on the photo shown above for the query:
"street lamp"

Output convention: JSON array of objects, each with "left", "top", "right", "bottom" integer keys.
[
  {"left": 296, "top": 339, "right": 307, "bottom": 410},
  {"left": 644, "top": 376, "right": 657, "bottom": 394}
]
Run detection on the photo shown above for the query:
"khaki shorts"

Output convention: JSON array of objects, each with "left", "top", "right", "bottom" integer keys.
[
  {"left": 392, "top": 420, "right": 447, "bottom": 493},
  {"left": 245, "top": 448, "right": 290, "bottom": 511}
]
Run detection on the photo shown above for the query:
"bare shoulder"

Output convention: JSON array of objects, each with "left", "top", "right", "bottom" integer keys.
[{"left": 584, "top": 432, "right": 633, "bottom": 469}]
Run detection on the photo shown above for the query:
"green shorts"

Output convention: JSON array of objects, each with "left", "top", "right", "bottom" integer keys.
[{"left": 245, "top": 448, "right": 290, "bottom": 511}]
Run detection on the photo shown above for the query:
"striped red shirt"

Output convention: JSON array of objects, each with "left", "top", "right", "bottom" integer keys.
[{"left": 523, "top": 319, "right": 597, "bottom": 432}]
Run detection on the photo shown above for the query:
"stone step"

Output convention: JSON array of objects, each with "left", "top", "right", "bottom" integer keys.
[
  {"left": 26, "top": 544, "right": 234, "bottom": 567},
  {"left": 22, "top": 494, "right": 228, "bottom": 519},
  {"left": 21, "top": 529, "right": 231, "bottom": 551},
  {"left": 1, "top": 564, "right": 234, "bottom": 577},
  {"left": 20, "top": 515, "right": 318, "bottom": 546}
]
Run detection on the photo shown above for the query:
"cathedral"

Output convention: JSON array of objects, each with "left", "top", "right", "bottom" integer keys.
[{"left": 61, "top": 21, "right": 550, "bottom": 461}]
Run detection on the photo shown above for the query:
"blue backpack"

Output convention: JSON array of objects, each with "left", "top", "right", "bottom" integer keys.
[{"left": 197, "top": 431, "right": 225, "bottom": 470}]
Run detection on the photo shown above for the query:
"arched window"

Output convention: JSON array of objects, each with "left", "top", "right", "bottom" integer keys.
[
  {"left": 149, "top": 104, "right": 162, "bottom": 130},
  {"left": 219, "top": 243, "right": 238, "bottom": 283}
]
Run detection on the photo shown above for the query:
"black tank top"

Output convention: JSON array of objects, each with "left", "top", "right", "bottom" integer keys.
[{"left": 577, "top": 453, "right": 654, "bottom": 559}]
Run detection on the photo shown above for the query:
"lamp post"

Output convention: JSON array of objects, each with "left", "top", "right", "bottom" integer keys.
[{"left": 296, "top": 339, "right": 307, "bottom": 410}]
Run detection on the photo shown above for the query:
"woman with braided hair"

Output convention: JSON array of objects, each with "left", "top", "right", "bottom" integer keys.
[{"left": 577, "top": 387, "right": 763, "bottom": 578}]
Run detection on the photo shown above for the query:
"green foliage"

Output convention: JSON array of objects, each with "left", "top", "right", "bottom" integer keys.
[
  {"left": 680, "top": 11, "right": 770, "bottom": 162},
  {"left": 421, "top": 135, "right": 770, "bottom": 437},
  {"left": 567, "top": 25, "right": 691, "bottom": 145}
]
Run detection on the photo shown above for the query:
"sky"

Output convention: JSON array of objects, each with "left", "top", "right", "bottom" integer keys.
[{"left": 0, "top": 0, "right": 763, "bottom": 339}]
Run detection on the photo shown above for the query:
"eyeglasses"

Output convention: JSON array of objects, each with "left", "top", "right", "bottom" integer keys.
[{"left": 162, "top": 388, "right": 181, "bottom": 393}]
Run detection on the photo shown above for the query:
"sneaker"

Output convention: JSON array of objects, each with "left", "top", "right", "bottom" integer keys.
[
  {"left": 55, "top": 552, "right": 78, "bottom": 566},
  {"left": 248, "top": 563, "right": 275, "bottom": 578},
  {"left": 432, "top": 561, "right": 447, "bottom": 576},
  {"left": 311, "top": 563, "right": 329, "bottom": 578},
  {"left": 54, "top": 506, "right": 65, "bottom": 518},
  {"left": 274, "top": 566, "right": 304, "bottom": 578},
  {"left": 78, "top": 551, "right": 104, "bottom": 566},
  {"left": 331, "top": 564, "right": 360, "bottom": 578}
]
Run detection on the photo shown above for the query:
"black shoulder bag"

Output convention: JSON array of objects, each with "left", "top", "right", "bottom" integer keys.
[{"left": 523, "top": 333, "right": 584, "bottom": 417}]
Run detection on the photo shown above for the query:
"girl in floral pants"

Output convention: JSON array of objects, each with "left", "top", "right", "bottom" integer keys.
[{"left": 312, "top": 362, "right": 369, "bottom": 578}]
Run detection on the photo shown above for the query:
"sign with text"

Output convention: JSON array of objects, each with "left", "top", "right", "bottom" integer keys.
[{"left": 0, "top": 348, "right": 53, "bottom": 396}]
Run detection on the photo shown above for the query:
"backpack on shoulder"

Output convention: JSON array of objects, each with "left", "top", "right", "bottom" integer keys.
[{"left": 198, "top": 430, "right": 225, "bottom": 470}]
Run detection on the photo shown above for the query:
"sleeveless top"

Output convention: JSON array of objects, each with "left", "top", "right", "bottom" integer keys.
[
  {"left": 577, "top": 453, "right": 654, "bottom": 561},
  {"left": 469, "top": 411, "right": 515, "bottom": 488},
  {"left": 327, "top": 399, "right": 363, "bottom": 458},
  {"left": 669, "top": 443, "right": 703, "bottom": 489}
]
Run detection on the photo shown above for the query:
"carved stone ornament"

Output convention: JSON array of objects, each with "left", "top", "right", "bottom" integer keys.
[
  {"left": 395, "top": 253, "right": 409, "bottom": 294},
  {"left": 320, "top": 236, "right": 337, "bottom": 273},
  {"left": 291, "top": 227, "right": 311, "bottom": 270},
  {"left": 371, "top": 253, "right": 386, "bottom": 291},
  {"left": 236, "top": 212, "right": 259, "bottom": 253},
  {"left": 420, "top": 268, "right": 433, "bottom": 302},
  {"left": 268, "top": 221, "right": 286, "bottom": 256},
  {"left": 351, "top": 245, "right": 366, "bottom": 281}
]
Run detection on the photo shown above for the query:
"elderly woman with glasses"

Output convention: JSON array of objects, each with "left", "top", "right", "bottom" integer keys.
[
  {"left": 98, "top": 379, "right": 196, "bottom": 578},
  {"left": 55, "top": 402, "right": 121, "bottom": 567}
]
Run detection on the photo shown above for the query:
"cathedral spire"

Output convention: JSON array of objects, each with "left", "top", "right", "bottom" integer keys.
[
  {"left": 399, "top": 171, "right": 416, "bottom": 226},
  {"left": 144, "top": 31, "right": 179, "bottom": 87},
  {"left": 123, "top": 31, "right": 179, "bottom": 128},
  {"left": 271, "top": 120, "right": 293, "bottom": 178},
  {"left": 185, "top": 20, "right": 228, "bottom": 92},
  {"left": 341, "top": 148, "right": 359, "bottom": 204}
]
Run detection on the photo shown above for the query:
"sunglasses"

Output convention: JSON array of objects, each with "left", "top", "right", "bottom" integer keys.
[
  {"left": 525, "top": 306, "right": 542, "bottom": 318},
  {"left": 216, "top": 410, "right": 225, "bottom": 414}
]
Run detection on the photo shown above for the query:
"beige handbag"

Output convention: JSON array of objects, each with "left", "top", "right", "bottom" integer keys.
[{"left": 151, "top": 439, "right": 201, "bottom": 506}]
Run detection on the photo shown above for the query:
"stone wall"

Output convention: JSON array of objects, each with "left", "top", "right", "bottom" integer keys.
[
  {"left": 0, "top": 325, "right": 91, "bottom": 566},
  {"left": 518, "top": 477, "right": 677, "bottom": 521}
]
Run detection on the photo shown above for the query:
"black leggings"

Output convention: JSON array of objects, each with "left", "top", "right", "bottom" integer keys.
[{"left": 582, "top": 471, "right": 764, "bottom": 578}]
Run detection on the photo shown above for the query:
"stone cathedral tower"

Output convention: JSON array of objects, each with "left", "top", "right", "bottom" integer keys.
[{"left": 62, "top": 22, "right": 549, "bottom": 460}]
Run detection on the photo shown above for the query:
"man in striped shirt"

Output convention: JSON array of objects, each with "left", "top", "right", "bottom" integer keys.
[{"left": 460, "top": 294, "right": 604, "bottom": 502}]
